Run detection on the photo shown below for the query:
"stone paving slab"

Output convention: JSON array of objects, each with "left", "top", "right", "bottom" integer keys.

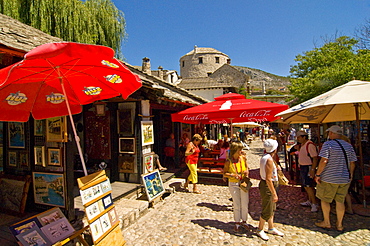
[{"left": 119, "top": 140, "right": 370, "bottom": 246}]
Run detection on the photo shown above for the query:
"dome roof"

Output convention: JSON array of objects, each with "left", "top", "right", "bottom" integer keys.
[{"left": 182, "top": 46, "right": 229, "bottom": 57}]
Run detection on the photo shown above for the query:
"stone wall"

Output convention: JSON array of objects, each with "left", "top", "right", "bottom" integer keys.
[{"left": 180, "top": 48, "right": 229, "bottom": 78}]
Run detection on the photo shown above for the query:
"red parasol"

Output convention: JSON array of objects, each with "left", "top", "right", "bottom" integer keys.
[
  {"left": 0, "top": 42, "right": 142, "bottom": 175},
  {"left": 171, "top": 93, "right": 289, "bottom": 124}
]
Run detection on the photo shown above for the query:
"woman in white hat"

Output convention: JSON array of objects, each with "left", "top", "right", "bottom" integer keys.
[{"left": 256, "top": 139, "right": 284, "bottom": 241}]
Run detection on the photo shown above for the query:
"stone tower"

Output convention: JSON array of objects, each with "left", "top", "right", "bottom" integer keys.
[{"left": 179, "top": 46, "right": 230, "bottom": 78}]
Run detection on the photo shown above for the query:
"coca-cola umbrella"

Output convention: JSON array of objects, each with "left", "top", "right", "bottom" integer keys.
[
  {"left": 0, "top": 42, "right": 142, "bottom": 175},
  {"left": 171, "top": 93, "right": 289, "bottom": 125}
]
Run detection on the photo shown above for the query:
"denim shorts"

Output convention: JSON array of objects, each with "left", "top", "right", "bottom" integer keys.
[{"left": 300, "top": 165, "right": 315, "bottom": 187}]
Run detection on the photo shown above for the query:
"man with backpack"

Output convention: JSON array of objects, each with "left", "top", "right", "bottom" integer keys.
[{"left": 296, "top": 130, "right": 320, "bottom": 212}]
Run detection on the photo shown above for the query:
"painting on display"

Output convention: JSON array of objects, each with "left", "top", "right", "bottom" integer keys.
[
  {"left": 141, "top": 121, "right": 154, "bottom": 146},
  {"left": 8, "top": 122, "right": 25, "bottom": 148},
  {"left": 41, "top": 217, "right": 74, "bottom": 244},
  {"left": 34, "top": 146, "right": 46, "bottom": 167},
  {"left": 34, "top": 120, "right": 45, "bottom": 136},
  {"left": 119, "top": 138, "right": 135, "bottom": 154},
  {"left": 19, "top": 152, "right": 29, "bottom": 167},
  {"left": 8, "top": 151, "right": 17, "bottom": 167},
  {"left": 141, "top": 170, "right": 165, "bottom": 202},
  {"left": 9, "top": 217, "right": 42, "bottom": 237},
  {"left": 143, "top": 153, "right": 154, "bottom": 172},
  {"left": 46, "top": 117, "right": 67, "bottom": 142},
  {"left": 118, "top": 156, "right": 135, "bottom": 173},
  {"left": 16, "top": 227, "right": 51, "bottom": 246},
  {"left": 33, "top": 172, "right": 65, "bottom": 207},
  {"left": 117, "top": 109, "right": 134, "bottom": 135},
  {"left": 47, "top": 148, "right": 62, "bottom": 166},
  {"left": 36, "top": 207, "right": 64, "bottom": 226}
]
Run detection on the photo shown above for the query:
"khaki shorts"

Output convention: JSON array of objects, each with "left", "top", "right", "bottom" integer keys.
[
  {"left": 316, "top": 181, "right": 350, "bottom": 204},
  {"left": 259, "top": 180, "right": 278, "bottom": 221}
]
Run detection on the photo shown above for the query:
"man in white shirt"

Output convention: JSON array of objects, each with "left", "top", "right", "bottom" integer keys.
[{"left": 296, "top": 130, "right": 319, "bottom": 212}]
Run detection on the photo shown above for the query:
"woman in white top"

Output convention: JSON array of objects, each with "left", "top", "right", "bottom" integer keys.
[{"left": 256, "top": 139, "right": 284, "bottom": 241}]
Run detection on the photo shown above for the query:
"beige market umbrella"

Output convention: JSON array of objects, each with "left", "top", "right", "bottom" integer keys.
[
  {"left": 232, "top": 122, "right": 262, "bottom": 127},
  {"left": 276, "top": 80, "right": 370, "bottom": 208}
]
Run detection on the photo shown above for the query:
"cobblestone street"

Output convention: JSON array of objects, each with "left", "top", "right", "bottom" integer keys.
[{"left": 122, "top": 141, "right": 370, "bottom": 246}]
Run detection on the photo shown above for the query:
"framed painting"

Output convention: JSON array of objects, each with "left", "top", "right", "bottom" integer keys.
[
  {"left": 33, "top": 172, "right": 65, "bottom": 207},
  {"left": 141, "top": 170, "right": 165, "bottom": 202},
  {"left": 118, "top": 156, "right": 135, "bottom": 173},
  {"left": 102, "top": 193, "right": 113, "bottom": 210},
  {"left": 143, "top": 153, "right": 154, "bottom": 172},
  {"left": 117, "top": 109, "right": 134, "bottom": 135},
  {"left": 34, "top": 146, "right": 46, "bottom": 167},
  {"left": 19, "top": 152, "right": 29, "bottom": 167},
  {"left": 141, "top": 121, "right": 154, "bottom": 146},
  {"left": 46, "top": 116, "right": 67, "bottom": 142},
  {"left": 47, "top": 148, "right": 62, "bottom": 166},
  {"left": 8, "top": 122, "right": 25, "bottom": 148},
  {"left": 119, "top": 138, "right": 135, "bottom": 154},
  {"left": 8, "top": 151, "right": 17, "bottom": 167},
  {"left": 34, "top": 120, "right": 45, "bottom": 136}
]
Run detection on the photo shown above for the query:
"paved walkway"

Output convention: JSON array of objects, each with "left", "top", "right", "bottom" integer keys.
[{"left": 122, "top": 141, "right": 370, "bottom": 246}]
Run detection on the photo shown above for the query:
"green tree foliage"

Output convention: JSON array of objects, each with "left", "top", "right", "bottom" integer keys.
[
  {"left": 289, "top": 36, "right": 370, "bottom": 104},
  {"left": 0, "top": 0, "right": 126, "bottom": 58}
]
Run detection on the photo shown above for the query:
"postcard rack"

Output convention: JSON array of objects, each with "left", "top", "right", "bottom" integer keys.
[{"left": 77, "top": 170, "right": 125, "bottom": 246}]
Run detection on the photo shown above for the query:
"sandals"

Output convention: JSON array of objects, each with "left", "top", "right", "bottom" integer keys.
[
  {"left": 180, "top": 184, "right": 190, "bottom": 192},
  {"left": 315, "top": 221, "right": 331, "bottom": 229},
  {"left": 193, "top": 190, "right": 201, "bottom": 194}
]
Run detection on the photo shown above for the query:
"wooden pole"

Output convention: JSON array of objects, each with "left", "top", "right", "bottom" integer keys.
[{"left": 355, "top": 103, "right": 367, "bottom": 208}]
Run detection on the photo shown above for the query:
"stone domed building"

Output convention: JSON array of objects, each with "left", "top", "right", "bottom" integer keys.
[
  {"left": 178, "top": 46, "right": 250, "bottom": 101},
  {"left": 180, "top": 46, "right": 231, "bottom": 78}
]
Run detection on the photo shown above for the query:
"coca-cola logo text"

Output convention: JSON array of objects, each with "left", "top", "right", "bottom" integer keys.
[
  {"left": 183, "top": 114, "right": 209, "bottom": 121},
  {"left": 239, "top": 110, "right": 271, "bottom": 118}
]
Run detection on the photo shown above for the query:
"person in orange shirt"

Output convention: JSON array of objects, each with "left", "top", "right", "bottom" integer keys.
[{"left": 183, "top": 134, "right": 203, "bottom": 194}]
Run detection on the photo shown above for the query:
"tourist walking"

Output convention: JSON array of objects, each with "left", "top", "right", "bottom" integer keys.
[
  {"left": 295, "top": 130, "right": 320, "bottom": 212},
  {"left": 223, "top": 141, "right": 249, "bottom": 232},
  {"left": 314, "top": 125, "right": 357, "bottom": 232},
  {"left": 183, "top": 134, "right": 203, "bottom": 194},
  {"left": 256, "top": 139, "right": 284, "bottom": 240}
]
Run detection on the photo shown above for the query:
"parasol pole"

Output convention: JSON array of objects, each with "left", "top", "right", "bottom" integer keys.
[
  {"left": 229, "top": 118, "right": 234, "bottom": 137},
  {"left": 58, "top": 76, "right": 88, "bottom": 176},
  {"left": 355, "top": 103, "right": 366, "bottom": 208}
]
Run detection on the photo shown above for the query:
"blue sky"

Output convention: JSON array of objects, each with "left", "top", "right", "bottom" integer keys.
[{"left": 112, "top": 0, "right": 370, "bottom": 77}]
